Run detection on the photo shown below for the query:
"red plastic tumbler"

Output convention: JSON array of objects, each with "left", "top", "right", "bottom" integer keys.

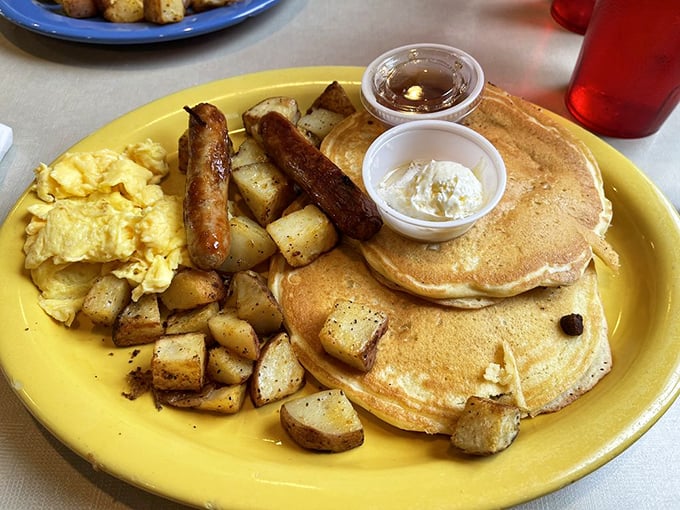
[
  {"left": 565, "top": 0, "right": 680, "bottom": 138},
  {"left": 550, "top": 0, "right": 595, "bottom": 35}
]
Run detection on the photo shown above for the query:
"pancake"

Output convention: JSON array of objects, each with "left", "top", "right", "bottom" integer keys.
[
  {"left": 269, "top": 243, "right": 611, "bottom": 435},
  {"left": 320, "top": 83, "right": 618, "bottom": 303}
]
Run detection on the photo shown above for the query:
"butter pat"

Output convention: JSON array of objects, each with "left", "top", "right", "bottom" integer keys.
[{"left": 377, "top": 159, "right": 484, "bottom": 221}]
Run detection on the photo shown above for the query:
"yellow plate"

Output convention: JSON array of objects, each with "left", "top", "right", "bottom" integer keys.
[{"left": 1, "top": 67, "right": 679, "bottom": 509}]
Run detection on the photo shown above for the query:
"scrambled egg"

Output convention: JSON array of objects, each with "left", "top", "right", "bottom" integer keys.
[{"left": 24, "top": 140, "right": 189, "bottom": 326}]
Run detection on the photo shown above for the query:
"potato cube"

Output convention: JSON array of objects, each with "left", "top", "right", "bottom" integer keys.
[
  {"left": 306, "top": 81, "right": 357, "bottom": 117},
  {"left": 194, "top": 383, "right": 248, "bottom": 414},
  {"left": 206, "top": 346, "right": 254, "bottom": 385},
  {"left": 250, "top": 332, "right": 305, "bottom": 407},
  {"left": 231, "top": 270, "right": 284, "bottom": 336},
  {"left": 232, "top": 136, "right": 269, "bottom": 170},
  {"left": 217, "top": 216, "right": 278, "bottom": 273},
  {"left": 451, "top": 396, "right": 521, "bottom": 456},
  {"left": 151, "top": 333, "right": 207, "bottom": 391},
  {"left": 319, "top": 299, "right": 388, "bottom": 372},
  {"left": 242, "top": 96, "right": 300, "bottom": 144},
  {"left": 207, "top": 308, "right": 261, "bottom": 361},
  {"left": 62, "top": 0, "right": 99, "bottom": 18},
  {"left": 280, "top": 389, "right": 364, "bottom": 453},
  {"left": 82, "top": 274, "right": 131, "bottom": 327},
  {"left": 112, "top": 293, "right": 164, "bottom": 346},
  {"left": 102, "top": 0, "right": 144, "bottom": 22},
  {"left": 144, "top": 0, "right": 185, "bottom": 24},
  {"left": 297, "top": 108, "right": 347, "bottom": 145},
  {"left": 160, "top": 268, "right": 226, "bottom": 311},
  {"left": 192, "top": 0, "right": 230, "bottom": 12},
  {"left": 232, "top": 162, "right": 297, "bottom": 226},
  {"left": 165, "top": 301, "right": 220, "bottom": 339},
  {"left": 266, "top": 204, "right": 339, "bottom": 267}
]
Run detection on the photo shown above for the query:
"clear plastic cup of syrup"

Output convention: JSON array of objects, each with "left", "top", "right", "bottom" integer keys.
[{"left": 361, "top": 43, "right": 485, "bottom": 126}]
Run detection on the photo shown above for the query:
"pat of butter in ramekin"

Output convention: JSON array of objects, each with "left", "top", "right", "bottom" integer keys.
[{"left": 377, "top": 159, "right": 484, "bottom": 221}]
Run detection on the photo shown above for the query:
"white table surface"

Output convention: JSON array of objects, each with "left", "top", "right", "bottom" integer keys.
[{"left": 1, "top": 1, "right": 678, "bottom": 508}]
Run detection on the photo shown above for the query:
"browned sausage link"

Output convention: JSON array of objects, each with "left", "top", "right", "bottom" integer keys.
[
  {"left": 259, "top": 111, "right": 383, "bottom": 241},
  {"left": 183, "top": 103, "right": 231, "bottom": 270}
]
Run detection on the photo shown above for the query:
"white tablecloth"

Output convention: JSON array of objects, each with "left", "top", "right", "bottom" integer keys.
[{"left": 1, "top": 1, "right": 678, "bottom": 508}]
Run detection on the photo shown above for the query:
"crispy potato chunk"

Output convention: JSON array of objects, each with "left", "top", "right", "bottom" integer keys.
[
  {"left": 82, "top": 274, "right": 131, "bottom": 327},
  {"left": 306, "top": 81, "right": 357, "bottom": 117},
  {"left": 155, "top": 381, "right": 247, "bottom": 414},
  {"left": 297, "top": 109, "right": 347, "bottom": 147},
  {"left": 242, "top": 97, "right": 300, "bottom": 144},
  {"left": 451, "top": 396, "right": 521, "bottom": 456},
  {"left": 319, "top": 299, "right": 388, "bottom": 372},
  {"left": 62, "top": 0, "right": 99, "bottom": 18},
  {"left": 231, "top": 270, "right": 284, "bottom": 336},
  {"left": 112, "top": 293, "right": 164, "bottom": 346},
  {"left": 192, "top": 0, "right": 231, "bottom": 13},
  {"left": 280, "top": 389, "right": 364, "bottom": 453},
  {"left": 101, "top": 0, "right": 144, "bottom": 22},
  {"left": 165, "top": 301, "right": 220, "bottom": 339},
  {"left": 208, "top": 308, "right": 261, "bottom": 361},
  {"left": 232, "top": 162, "right": 297, "bottom": 226},
  {"left": 151, "top": 333, "right": 207, "bottom": 391},
  {"left": 160, "top": 268, "right": 226, "bottom": 311},
  {"left": 250, "top": 332, "right": 305, "bottom": 407},
  {"left": 144, "top": 0, "right": 185, "bottom": 24},
  {"left": 218, "top": 216, "right": 278, "bottom": 273},
  {"left": 206, "top": 346, "right": 254, "bottom": 385},
  {"left": 266, "top": 204, "right": 339, "bottom": 267},
  {"left": 231, "top": 136, "right": 269, "bottom": 170},
  {"left": 194, "top": 383, "right": 248, "bottom": 414}
]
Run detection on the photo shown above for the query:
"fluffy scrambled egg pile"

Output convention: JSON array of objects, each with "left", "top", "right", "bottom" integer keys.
[{"left": 24, "top": 140, "right": 189, "bottom": 326}]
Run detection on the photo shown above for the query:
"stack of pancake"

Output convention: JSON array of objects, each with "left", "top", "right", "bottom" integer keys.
[{"left": 269, "top": 83, "right": 618, "bottom": 435}]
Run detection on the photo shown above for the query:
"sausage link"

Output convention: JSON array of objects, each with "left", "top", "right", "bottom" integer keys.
[
  {"left": 259, "top": 111, "right": 382, "bottom": 240},
  {"left": 183, "top": 103, "right": 231, "bottom": 270}
]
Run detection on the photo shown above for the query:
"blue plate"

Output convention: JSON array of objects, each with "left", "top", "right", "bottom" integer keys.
[{"left": 0, "top": 0, "right": 280, "bottom": 44}]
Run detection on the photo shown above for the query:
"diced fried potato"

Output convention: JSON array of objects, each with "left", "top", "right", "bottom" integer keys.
[
  {"left": 207, "top": 308, "right": 261, "bottom": 361},
  {"left": 231, "top": 270, "right": 284, "bottom": 336},
  {"left": 250, "top": 332, "right": 305, "bottom": 407},
  {"left": 154, "top": 384, "right": 248, "bottom": 414},
  {"left": 194, "top": 383, "right": 248, "bottom": 414},
  {"left": 155, "top": 385, "right": 214, "bottom": 408},
  {"left": 297, "top": 108, "right": 347, "bottom": 146},
  {"left": 81, "top": 274, "right": 131, "bottom": 327},
  {"left": 192, "top": 0, "right": 229, "bottom": 13},
  {"left": 151, "top": 333, "right": 207, "bottom": 391},
  {"left": 144, "top": 0, "right": 185, "bottom": 24},
  {"left": 206, "top": 345, "right": 254, "bottom": 384},
  {"left": 112, "top": 293, "right": 164, "bottom": 346},
  {"left": 217, "top": 216, "right": 278, "bottom": 273},
  {"left": 306, "top": 81, "right": 357, "bottom": 117},
  {"left": 280, "top": 389, "right": 364, "bottom": 453},
  {"left": 154, "top": 380, "right": 246, "bottom": 414},
  {"left": 232, "top": 162, "right": 297, "bottom": 226},
  {"left": 266, "top": 204, "right": 339, "bottom": 267},
  {"left": 62, "top": 0, "right": 99, "bottom": 18},
  {"left": 319, "top": 299, "right": 388, "bottom": 372},
  {"left": 165, "top": 301, "right": 220, "bottom": 339},
  {"left": 160, "top": 268, "right": 226, "bottom": 311},
  {"left": 232, "top": 136, "right": 269, "bottom": 170},
  {"left": 451, "top": 396, "right": 521, "bottom": 456},
  {"left": 101, "top": 0, "right": 144, "bottom": 22},
  {"left": 242, "top": 97, "right": 300, "bottom": 144}
]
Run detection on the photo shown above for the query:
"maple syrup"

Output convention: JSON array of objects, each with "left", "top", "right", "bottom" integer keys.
[{"left": 376, "top": 58, "right": 469, "bottom": 113}]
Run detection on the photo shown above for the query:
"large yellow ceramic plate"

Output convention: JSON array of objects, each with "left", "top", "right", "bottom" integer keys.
[{"left": 0, "top": 67, "right": 679, "bottom": 509}]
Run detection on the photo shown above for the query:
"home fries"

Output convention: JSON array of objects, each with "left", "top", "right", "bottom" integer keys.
[{"left": 22, "top": 80, "right": 617, "bottom": 455}]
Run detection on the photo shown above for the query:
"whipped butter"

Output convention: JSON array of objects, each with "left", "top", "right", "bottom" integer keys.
[{"left": 377, "top": 159, "right": 484, "bottom": 221}]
